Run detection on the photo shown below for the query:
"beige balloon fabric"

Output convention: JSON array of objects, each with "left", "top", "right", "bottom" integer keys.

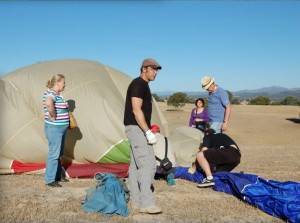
[
  {"left": 0, "top": 59, "right": 169, "bottom": 172},
  {"left": 169, "top": 126, "right": 204, "bottom": 166},
  {"left": 152, "top": 133, "right": 176, "bottom": 167}
]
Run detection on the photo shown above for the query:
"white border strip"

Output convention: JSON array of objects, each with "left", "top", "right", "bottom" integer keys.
[{"left": 96, "top": 139, "right": 127, "bottom": 162}]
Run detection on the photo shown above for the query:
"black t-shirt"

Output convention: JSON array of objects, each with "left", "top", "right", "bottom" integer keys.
[
  {"left": 202, "top": 133, "right": 239, "bottom": 150},
  {"left": 123, "top": 77, "right": 152, "bottom": 128}
]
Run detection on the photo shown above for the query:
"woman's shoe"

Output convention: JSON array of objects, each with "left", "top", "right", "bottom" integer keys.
[{"left": 46, "top": 181, "right": 62, "bottom": 187}]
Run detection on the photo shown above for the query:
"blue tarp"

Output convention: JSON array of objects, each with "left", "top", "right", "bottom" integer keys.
[{"left": 175, "top": 167, "right": 300, "bottom": 223}]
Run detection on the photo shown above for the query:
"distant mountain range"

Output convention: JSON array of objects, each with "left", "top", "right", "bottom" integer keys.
[
  {"left": 155, "top": 86, "right": 300, "bottom": 101},
  {"left": 234, "top": 86, "right": 300, "bottom": 101}
]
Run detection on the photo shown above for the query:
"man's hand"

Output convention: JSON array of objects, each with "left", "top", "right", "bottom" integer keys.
[
  {"left": 222, "top": 104, "right": 231, "bottom": 132},
  {"left": 145, "top": 129, "right": 157, "bottom": 144},
  {"left": 222, "top": 121, "right": 228, "bottom": 132}
]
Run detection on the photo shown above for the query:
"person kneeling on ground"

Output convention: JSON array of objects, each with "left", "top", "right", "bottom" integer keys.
[{"left": 195, "top": 128, "right": 241, "bottom": 188}]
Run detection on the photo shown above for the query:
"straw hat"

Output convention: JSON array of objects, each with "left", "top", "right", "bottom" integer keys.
[{"left": 201, "top": 76, "right": 215, "bottom": 90}]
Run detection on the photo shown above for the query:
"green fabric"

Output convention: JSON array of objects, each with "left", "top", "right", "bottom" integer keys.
[{"left": 98, "top": 140, "right": 130, "bottom": 163}]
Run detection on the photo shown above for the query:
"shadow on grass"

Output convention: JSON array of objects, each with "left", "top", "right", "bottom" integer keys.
[
  {"left": 166, "top": 109, "right": 184, "bottom": 111},
  {"left": 286, "top": 118, "right": 300, "bottom": 124}
]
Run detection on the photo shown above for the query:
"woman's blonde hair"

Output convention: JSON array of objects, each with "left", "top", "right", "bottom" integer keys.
[{"left": 46, "top": 74, "right": 65, "bottom": 88}]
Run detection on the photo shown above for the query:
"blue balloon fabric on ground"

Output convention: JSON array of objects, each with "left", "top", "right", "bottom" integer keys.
[{"left": 174, "top": 167, "right": 300, "bottom": 223}]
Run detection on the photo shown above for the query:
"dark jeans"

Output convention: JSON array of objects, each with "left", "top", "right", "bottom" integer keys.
[{"left": 196, "top": 146, "right": 241, "bottom": 173}]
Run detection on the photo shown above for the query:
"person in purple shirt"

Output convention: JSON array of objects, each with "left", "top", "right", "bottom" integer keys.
[{"left": 188, "top": 98, "right": 209, "bottom": 131}]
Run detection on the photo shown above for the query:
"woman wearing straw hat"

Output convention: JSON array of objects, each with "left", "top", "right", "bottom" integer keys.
[{"left": 201, "top": 76, "right": 231, "bottom": 133}]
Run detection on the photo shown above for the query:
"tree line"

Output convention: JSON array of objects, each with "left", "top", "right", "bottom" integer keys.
[{"left": 152, "top": 92, "right": 300, "bottom": 109}]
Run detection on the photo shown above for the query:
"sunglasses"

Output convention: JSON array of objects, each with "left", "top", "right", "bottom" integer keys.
[{"left": 145, "top": 66, "right": 160, "bottom": 71}]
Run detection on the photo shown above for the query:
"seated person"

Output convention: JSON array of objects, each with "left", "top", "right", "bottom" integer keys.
[
  {"left": 188, "top": 98, "right": 208, "bottom": 131},
  {"left": 195, "top": 128, "right": 241, "bottom": 188}
]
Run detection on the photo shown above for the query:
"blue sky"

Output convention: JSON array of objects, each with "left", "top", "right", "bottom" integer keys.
[{"left": 0, "top": 1, "right": 299, "bottom": 92}]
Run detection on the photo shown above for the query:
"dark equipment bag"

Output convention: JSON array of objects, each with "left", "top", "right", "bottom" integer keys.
[{"left": 155, "top": 137, "right": 173, "bottom": 172}]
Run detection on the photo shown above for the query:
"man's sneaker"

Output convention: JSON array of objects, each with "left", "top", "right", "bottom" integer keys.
[
  {"left": 139, "top": 205, "right": 162, "bottom": 214},
  {"left": 197, "top": 178, "right": 215, "bottom": 188}
]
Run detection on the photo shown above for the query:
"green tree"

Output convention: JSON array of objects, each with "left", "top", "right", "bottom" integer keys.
[
  {"left": 152, "top": 93, "right": 164, "bottom": 102},
  {"left": 226, "top": 90, "right": 233, "bottom": 103},
  {"left": 186, "top": 96, "right": 196, "bottom": 104},
  {"left": 231, "top": 97, "right": 241, "bottom": 105},
  {"left": 167, "top": 92, "right": 188, "bottom": 109},
  {"left": 271, "top": 101, "right": 281, "bottom": 105},
  {"left": 249, "top": 96, "right": 271, "bottom": 105},
  {"left": 280, "top": 96, "right": 299, "bottom": 106}
]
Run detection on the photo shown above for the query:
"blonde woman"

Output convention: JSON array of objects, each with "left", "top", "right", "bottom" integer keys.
[{"left": 43, "top": 74, "right": 69, "bottom": 187}]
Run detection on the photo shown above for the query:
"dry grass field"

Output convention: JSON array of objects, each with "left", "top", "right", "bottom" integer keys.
[{"left": 1, "top": 103, "right": 299, "bottom": 223}]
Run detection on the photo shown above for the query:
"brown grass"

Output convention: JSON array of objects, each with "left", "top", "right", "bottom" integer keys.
[{"left": 1, "top": 103, "right": 299, "bottom": 222}]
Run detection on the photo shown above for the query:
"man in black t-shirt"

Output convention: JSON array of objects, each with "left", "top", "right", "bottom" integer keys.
[
  {"left": 124, "top": 77, "right": 152, "bottom": 128},
  {"left": 124, "top": 58, "right": 162, "bottom": 214},
  {"left": 196, "top": 129, "right": 241, "bottom": 188}
]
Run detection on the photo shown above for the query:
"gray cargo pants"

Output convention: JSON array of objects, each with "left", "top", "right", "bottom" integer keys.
[{"left": 125, "top": 125, "right": 157, "bottom": 208}]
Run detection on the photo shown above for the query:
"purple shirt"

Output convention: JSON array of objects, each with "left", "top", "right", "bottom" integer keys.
[{"left": 188, "top": 108, "right": 209, "bottom": 127}]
